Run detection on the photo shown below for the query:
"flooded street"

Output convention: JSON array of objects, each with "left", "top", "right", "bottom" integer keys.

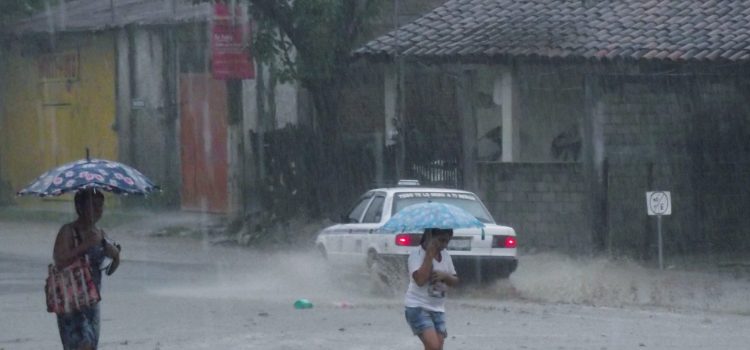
[
  {"left": 2, "top": 212, "right": 750, "bottom": 350},
  {"left": 5, "top": 1, "right": 750, "bottom": 349}
]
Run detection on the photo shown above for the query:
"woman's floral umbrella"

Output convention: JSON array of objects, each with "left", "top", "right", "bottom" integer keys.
[
  {"left": 17, "top": 155, "right": 159, "bottom": 197},
  {"left": 381, "top": 202, "right": 484, "bottom": 233}
]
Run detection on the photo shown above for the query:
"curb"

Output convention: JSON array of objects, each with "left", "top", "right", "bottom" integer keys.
[{"left": 0, "top": 204, "right": 226, "bottom": 230}]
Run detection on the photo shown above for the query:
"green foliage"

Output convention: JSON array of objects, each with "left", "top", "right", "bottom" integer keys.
[
  {"left": 252, "top": 14, "right": 297, "bottom": 82},
  {"left": 195, "top": 0, "right": 386, "bottom": 217},
  {"left": 194, "top": 0, "right": 383, "bottom": 85},
  {"left": 281, "top": 0, "right": 341, "bottom": 81},
  {"left": 246, "top": 0, "right": 386, "bottom": 216},
  {"left": 248, "top": 0, "right": 384, "bottom": 86}
]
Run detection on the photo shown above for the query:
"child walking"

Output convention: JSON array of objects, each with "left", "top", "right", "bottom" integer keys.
[{"left": 404, "top": 228, "right": 459, "bottom": 350}]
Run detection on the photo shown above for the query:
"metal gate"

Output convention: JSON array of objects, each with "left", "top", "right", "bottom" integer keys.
[{"left": 403, "top": 127, "right": 462, "bottom": 189}]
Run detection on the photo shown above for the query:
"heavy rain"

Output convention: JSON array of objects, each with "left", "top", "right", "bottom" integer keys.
[{"left": 2, "top": 0, "right": 750, "bottom": 349}]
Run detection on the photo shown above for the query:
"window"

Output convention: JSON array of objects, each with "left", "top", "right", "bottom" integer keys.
[
  {"left": 346, "top": 194, "right": 372, "bottom": 223},
  {"left": 362, "top": 195, "right": 385, "bottom": 223},
  {"left": 392, "top": 192, "right": 495, "bottom": 224}
]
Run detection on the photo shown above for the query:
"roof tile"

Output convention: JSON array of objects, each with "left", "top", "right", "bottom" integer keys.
[{"left": 355, "top": 0, "right": 750, "bottom": 62}]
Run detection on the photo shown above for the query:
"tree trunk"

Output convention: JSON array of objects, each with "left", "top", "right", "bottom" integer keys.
[{"left": 307, "top": 78, "right": 346, "bottom": 217}]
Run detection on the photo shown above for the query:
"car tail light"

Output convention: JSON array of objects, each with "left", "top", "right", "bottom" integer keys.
[
  {"left": 395, "top": 233, "right": 421, "bottom": 246},
  {"left": 493, "top": 235, "right": 517, "bottom": 248}
]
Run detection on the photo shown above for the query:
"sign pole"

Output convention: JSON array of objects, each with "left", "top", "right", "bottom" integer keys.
[
  {"left": 646, "top": 191, "right": 671, "bottom": 271},
  {"left": 657, "top": 214, "right": 663, "bottom": 270}
]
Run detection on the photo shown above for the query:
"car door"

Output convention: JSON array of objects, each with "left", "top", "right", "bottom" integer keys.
[
  {"left": 346, "top": 193, "right": 386, "bottom": 265},
  {"left": 338, "top": 192, "right": 385, "bottom": 265},
  {"left": 326, "top": 192, "right": 373, "bottom": 265}
]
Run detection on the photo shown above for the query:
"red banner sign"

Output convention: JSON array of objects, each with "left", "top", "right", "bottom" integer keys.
[{"left": 211, "top": 3, "right": 255, "bottom": 80}]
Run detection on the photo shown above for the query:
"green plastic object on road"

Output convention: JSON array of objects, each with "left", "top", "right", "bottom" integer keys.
[{"left": 294, "top": 299, "right": 313, "bottom": 309}]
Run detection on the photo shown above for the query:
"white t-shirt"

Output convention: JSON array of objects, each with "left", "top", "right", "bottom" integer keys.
[{"left": 404, "top": 247, "right": 457, "bottom": 312}]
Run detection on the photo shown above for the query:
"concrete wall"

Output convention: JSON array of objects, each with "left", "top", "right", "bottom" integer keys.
[
  {"left": 397, "top": 63, "right": 582, "bottom": 165},
  {"left": 477, "top": 162, "right": 590, "bottom": 253},
  {"left": 601, "top": 74, "right": 750, "bottom": 255},
  {"left": 516, "top": 63, "right": 584, "bottom": 162},
  {"left": 475, "top": 63, "right": 750, "bottom": 256},
  {"left": 339, "top": 63, "right": 385, "bottom": 134},
  {"left": 116, "top": 27, "right": 180, "bottom": 207},
  {"left": 468, "top": 63, "right": 590, "bottom": 253}
]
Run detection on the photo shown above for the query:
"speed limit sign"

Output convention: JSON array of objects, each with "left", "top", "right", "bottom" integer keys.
[{"left": 646, "top": 191, "right": 671, "bottom": 216}]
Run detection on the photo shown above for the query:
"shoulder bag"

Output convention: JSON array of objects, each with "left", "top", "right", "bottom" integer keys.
[{"left": 45, "top": 229, "right": 101, "bottom": 314}]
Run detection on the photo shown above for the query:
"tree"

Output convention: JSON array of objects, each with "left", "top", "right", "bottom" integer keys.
[
  {"left": 0, "top": 0, "right": 47, "bottom": 26},
  {"left": 243, "top": 0, "right": 385, "bottom": 216}
]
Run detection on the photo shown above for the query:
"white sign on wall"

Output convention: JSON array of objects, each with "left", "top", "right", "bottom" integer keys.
[{"left": 646, "top": 191, "right": 671, "bottom": 216}]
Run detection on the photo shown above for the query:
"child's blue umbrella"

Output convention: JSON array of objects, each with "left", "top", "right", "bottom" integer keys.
[
  {"left": 17, "top": 153, "right": 159, "bottom": 197},
  {"left": 381, "top": 202, "right": 484, "bottom": 233}
]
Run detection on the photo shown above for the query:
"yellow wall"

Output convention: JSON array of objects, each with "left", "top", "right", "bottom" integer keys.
[{"left": 0, "top": 33, "right": 117, "bottom": 205}]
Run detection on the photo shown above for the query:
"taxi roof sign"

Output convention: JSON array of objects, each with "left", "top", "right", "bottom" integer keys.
[{"left": 397, "top": 179, "right": 421, "bottom": 187}]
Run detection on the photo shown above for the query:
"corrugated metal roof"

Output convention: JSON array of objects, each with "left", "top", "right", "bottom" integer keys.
[
  {"left": 355, "top": 0, "right": 750, "bottom": 62},
  {"left": 13, "top": 0, "right": 213, "bottom": 33}
]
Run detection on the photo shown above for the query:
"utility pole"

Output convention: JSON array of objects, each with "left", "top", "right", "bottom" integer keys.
[{"left": 394, "top": 0, "right": 406, "bottom": 179}]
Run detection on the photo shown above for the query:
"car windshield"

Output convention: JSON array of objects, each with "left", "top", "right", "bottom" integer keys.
[{"left": 392, "top": 192, "right": 495, "bottom": 223}]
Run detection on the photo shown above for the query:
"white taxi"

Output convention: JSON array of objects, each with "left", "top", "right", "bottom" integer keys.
[{"left": 315, "top": 181, "right": 518, "bottom": 283}]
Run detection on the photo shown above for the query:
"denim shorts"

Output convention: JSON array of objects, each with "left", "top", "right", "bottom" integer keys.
[{"left": 404, "top": 307, "right": 447, "bottom": 337}]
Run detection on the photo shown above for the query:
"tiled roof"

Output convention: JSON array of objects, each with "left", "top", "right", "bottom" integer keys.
[
  {"left": 12, "top": 0, "right": 213, "bottom": 34},
  {"left": 356, "top": 0, "right": 750, "bottom": 62}
]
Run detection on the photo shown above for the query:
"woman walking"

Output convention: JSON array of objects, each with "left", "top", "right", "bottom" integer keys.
[
  {"left": 404, "top": 228, "right": 459, "bottom": 350},
  {"left": 53, "top": 189, "right": 120, "bottom": 350}
]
